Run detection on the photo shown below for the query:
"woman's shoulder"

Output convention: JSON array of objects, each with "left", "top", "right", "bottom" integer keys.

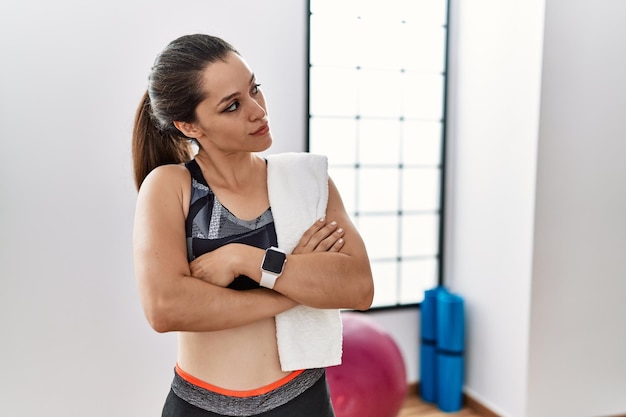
[
  {"left": 138, "top": 163, "right": 191, "bottom": 196},
  {"left": 148, "top": 162, "right": 190, "bottom": 179}
]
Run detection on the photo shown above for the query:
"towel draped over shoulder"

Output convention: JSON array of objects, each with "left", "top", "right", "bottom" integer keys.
[{"left": 266, "top": 152, "right": 343, "bottom": 372}]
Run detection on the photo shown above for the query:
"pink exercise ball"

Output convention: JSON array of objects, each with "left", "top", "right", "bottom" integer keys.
[{"left": 327, "top": 312, "right": 407, "bottom": 417}]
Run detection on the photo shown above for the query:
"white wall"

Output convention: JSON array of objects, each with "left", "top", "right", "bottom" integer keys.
[
  {"left": 0, "top": 1, "right": 308, "bottom": 416},
  {"left": 527, "top": 0, "right": 626, "bottom": 416},
  {"left": 445, "top": 1, "right": 545, "bottom": 415},
  {"left": 446, "top": 0, "right": 626, "bottom": 416}
]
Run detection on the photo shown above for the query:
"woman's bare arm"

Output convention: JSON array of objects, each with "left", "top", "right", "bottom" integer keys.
[{"left": 133, "top": 165, "right": 296, "bottom": 333}]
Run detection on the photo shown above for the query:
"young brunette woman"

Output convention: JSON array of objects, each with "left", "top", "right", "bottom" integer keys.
[{"left": 132, "top": 34, "right": 373, "bottom": 417}]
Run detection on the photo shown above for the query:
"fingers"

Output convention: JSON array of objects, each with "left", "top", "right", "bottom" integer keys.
[
  {"left": 314, "top": 224, "right": 344, "bottom": 252},
  {"left": 298, "top": 217, "right": 328, "bottom": 245},
  {"left": 293, "top": 217, "right": 345, "bottom": 254},
  {"left": 189, "top": 259, "right": 206, "bottom": 280},
  {"left": 326, "top": 235, "right": 345, "bottom": 252},
  {"left": 189, "top": 259, "right": 200, "bottom": 277}
]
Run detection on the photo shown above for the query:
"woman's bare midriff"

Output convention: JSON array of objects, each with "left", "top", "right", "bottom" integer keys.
[
  {"left": 176, "top": 316, "right": 289, "bottom": 391},
  {"left": 176, "top": 167, "right": 288, "bottom": 391}
]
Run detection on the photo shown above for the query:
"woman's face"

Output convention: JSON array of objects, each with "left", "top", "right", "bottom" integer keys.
[{"left": 190, "top": 52, "right": 272, "bottom": 154}]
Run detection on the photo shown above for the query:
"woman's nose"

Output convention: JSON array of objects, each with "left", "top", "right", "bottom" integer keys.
[{"left": 249, "top": 97, "right": 266, "bottom": 121}]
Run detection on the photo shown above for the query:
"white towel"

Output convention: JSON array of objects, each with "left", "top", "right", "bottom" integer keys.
[{"left": 266, "top": 152, "right": 343, "bottom": 372}]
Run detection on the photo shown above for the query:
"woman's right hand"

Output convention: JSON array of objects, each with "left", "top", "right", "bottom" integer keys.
[{"left": 292, "top": 217, "right": 345, "bottom": 254}]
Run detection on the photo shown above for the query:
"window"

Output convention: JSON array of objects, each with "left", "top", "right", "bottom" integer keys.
[{"left": 308, "top": 0, "right": 449, "bottom": 308}]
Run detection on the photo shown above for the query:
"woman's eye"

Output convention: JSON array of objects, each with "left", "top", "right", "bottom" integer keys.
[
  {"left": 252, "top": 84, "right": 261, "bottom": 94},
  {"left": 225, "top": 101, "right": 240, "bottom": 112}
]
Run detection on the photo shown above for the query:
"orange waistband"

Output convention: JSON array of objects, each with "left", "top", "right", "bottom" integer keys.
[{"left": 175, "top": 363, "right": 305, "bottom": 398}]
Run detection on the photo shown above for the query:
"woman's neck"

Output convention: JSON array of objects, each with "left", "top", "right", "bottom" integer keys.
[{"left": 195, "top": 150, "right": 264, "bottom": 191}]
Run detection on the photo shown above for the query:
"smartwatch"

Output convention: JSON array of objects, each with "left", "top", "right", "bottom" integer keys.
[{"left": 260, "top": 247, "right": 287, "bottom": 289}]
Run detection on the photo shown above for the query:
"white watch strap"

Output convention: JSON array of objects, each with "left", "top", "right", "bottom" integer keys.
[{"left": 260, "top": 271, "right": 279, "bottom": 289}]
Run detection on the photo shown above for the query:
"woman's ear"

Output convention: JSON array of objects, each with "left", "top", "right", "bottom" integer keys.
[{"left": 173, "top": 121, "right": 200, "bottom": 138}]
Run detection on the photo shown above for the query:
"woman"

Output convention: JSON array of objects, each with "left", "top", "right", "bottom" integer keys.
[{"left": 132, "top": 34, "right": 373, "bottom": 416}]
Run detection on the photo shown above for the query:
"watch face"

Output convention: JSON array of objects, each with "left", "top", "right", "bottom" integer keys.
[{"left": 263, "top": 249, "right": 286, "bottom": 274}]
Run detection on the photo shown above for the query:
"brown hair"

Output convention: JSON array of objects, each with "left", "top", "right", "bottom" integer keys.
[{"left": 132, "top": 34, "right": 238, "bottom": 190}]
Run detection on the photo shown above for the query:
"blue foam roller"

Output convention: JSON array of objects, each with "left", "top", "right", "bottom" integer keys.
[
  {"left": 420, "top": 286, "right": 446, "bottom": 403},
  {"left": 421, "top": 287, "right": 444, "bottom": 341},
  {"left": 420, "top": 288, "right": 440, "bottom": 341},
  {"left": 419, "top": 343, "right": 437, "bottom": 403},
  {"left": 436, "top": 353, "right": 464, "bottom": 412},
  {"left": 436, "top": 292, "right": 465, "bottom": 352}
]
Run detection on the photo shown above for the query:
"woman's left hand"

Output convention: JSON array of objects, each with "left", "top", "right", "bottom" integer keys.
[
  {"left": 189, "top": 245, "right": 243, "bottom": 287},
  {"left": 292, "top": 217, "right": 345, "bottom": 254}
]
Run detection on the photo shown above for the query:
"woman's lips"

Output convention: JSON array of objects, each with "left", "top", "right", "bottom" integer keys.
[{"left": 251, "top": 123, "right": 270, "bottom": 136}]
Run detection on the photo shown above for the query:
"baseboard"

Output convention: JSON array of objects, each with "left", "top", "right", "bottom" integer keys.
[
  {"left": 411, "top": 383, "right": 500, "bottom": 417},
  {"left": 463, "top": 393, "right": 501, "bottom": 417}
]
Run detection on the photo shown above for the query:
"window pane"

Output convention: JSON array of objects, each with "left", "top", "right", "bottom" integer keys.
[
  {"left": 358, "top": 119, "right": 401, "bottom": 165},
  {"left": 402, "top": 168, "right": 441, "bottom": 211},
  {"left": 358, "top": 69, "right": 402, "bottom": 118},
  {"left": 370, "top": 260, "right": 399, "bottom": 307},
  {"left": 310, "top": 14, "right": 360, "bottom": 67},
  {"left": 399, "top": 258, "right": 439, "bottom": 304},
  {"left": 401, "top": 24, "right": 447, "bottom": 72},
  {"left": 402, "top": 72, "right": 445, "bottom": 120},
  {"left": 357, "top": 0, "right": 447, "bottom": 23},
  {"left": 309, "top": 67, "right": 358, "bottom": 117},
  {"left": 357, "top": 19, "right": 404, "bottom": 69},
  {"left": 358, "top": 214, "right": 399, "bottom": 260},
  {"left": 402, "top": 121, "right": 442, "bottom": 166},
  {"left": 328, "top": 167, "right": 356, "bottom": 216},
  {"left": 358, "top": 167, "right": 399, "bottom": 213},
  {"left": 401, "top": 213, "right": 440, "bottom": 257},
  {"left": 310, "top": 0, "right": 360, "bottom": 15},
  {"left": 309, "top": 118, "right": 357, "bottom": 165}
]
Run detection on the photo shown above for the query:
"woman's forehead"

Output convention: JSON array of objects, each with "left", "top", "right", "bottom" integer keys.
[{"left": 200, "top": 53, "right": 254, "bottom": 98}]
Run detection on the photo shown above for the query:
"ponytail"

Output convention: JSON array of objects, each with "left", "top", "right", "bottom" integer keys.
[
  {"left": 132, "top": 34, "right": 238, "bottom": 190},
  {"left": 131, "top": 91, "right": 192, "bottom": 191}
]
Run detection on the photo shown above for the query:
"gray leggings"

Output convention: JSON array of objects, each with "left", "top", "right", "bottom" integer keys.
[{"left": 162, "top": 368, "right": 335, "bottom": 417}]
